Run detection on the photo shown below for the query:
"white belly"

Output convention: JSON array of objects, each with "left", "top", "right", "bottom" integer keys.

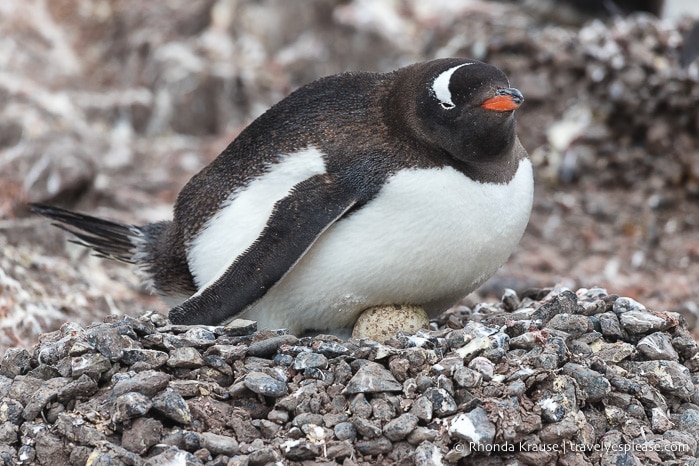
[{"left": 242, "top": 159, "right": 533, "bottom": 334}]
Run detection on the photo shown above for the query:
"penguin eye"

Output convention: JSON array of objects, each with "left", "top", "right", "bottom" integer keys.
[{"left": 439, "top": 101, "right": 456, "bottom": 110}]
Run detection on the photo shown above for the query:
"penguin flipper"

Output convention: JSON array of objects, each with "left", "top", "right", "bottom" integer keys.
[{"left": 169, "top": 174, "right": 358, "bottom": 326}]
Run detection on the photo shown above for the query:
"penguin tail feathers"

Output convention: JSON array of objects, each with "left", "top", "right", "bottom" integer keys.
[{"left": 30, "top": 203, "right": 144, "bottom": 264}]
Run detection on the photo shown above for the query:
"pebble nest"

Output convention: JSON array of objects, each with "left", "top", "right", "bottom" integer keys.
[{"left": 1, "top": 288, "right": 698, "bottom": 465}]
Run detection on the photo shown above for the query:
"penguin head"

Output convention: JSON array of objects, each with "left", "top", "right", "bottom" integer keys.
[{"left": 404, "top": 58, "right": 523, "bottom": 164}]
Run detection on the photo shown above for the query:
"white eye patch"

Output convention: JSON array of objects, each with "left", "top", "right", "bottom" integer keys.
[{"left": 431, "top": 62, "right": 473, "bottom": 110}]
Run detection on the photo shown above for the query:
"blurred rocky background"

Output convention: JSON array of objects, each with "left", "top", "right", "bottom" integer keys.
[{"left": 1, "top": 0, "right": 699, "bottom": 352}]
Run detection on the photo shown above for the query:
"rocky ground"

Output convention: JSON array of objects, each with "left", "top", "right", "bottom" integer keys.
[
  {"left": 1, "top": 287, "right": 698, "bottom": 465},
  {"left": 1, "top": 0, "right": 699, "bottom": 464}
]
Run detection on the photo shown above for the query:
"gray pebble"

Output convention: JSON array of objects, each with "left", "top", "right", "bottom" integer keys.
[
  {"left": 349, "top": 393, "right": 373, "bottom": 418},
  {"left": 414, "top": 441, "right": 443, "bottom": 466},
  {"left": 121, "top": 349, "right": 168, "bottom": 370},
  {"left": 448, "top": 406, "right": 496, "bottom": 445},
  {"left": 152, "top": 389, "right": 192, "bottom": 424},
  {"left": 200, "top": 431, "right": 239, "bottom": 455},
  {"left": 410, "top": 395, "right": 433, "bottom": 422},
  {"left": 352, "top": 416, "right": 382, "bottom": 439},
  {"left": 167, "top": 347, "right": 205, "bottom": 369},
  {"left": 71, "top": 353, "right": 112, "bottom": 379},
  {"left": 314, "top": 341, "right": 350, "bottom": 358},
  {"left": 121, "top": 417, "right": 163, "bottom": 454},
  {"left": 619, "top": 310, "right": 673, "bottom": 334},
  {"left": 343, "top": 361, "right": 402, "bottom": 394},
  {"left": 293, "top": 352, "right": 328, "bottom": 370},
  {"left": 468, "top": 356, "right": 495, "bottom": 381},
  {"left": 111, "top": 392, "right": 152, "bottom": 423},
  {"left": 179, "top": 327, "right": 216, "bottom": 347},
  {"left": 637, "top": 332, "right": 679, "bottom": 361},
  {"left": 86, "top": 326, "right": 124, "bottom": 361},
  {"left": 267, "top": 409, "right": 289, "bottom": 424},
  {"left": 247, "top": 335, "right": 298, "bottom": 357},
  {"left": 678, "top": 409, "right": 699, "bottom": 438},
  {"left": 292, "top": 412, "right": 323, "bottom": 428},
  {"left": 244, "top": 371, "right": 288, "bottom": 397},
  {"left": 546, "top": 313, "right": 591, "bottom": 337},
  {"left": 406, "top": 426, "right": 438, "bottom": 445},
  {"left": 370, "top": 397, "right": 395, "bottom": 421},
  {"left": 383, "top": 413, "right": 418, "bottom": 441},
  {"left": 0, "top": 348, "right": 32, "bottom": 378},
  {"left": 112, "top": 370, "right": 170, "bottom": 397},
  {"left": 623, "top": 360, "right": 694, "bottom": 398},
  {"left": 613, "top": 296, "right": 647, "bottom": 314},
  {"left": 356, "top": 436, "right": 392, "bottom": 455},
  {"left": 598, "top": 312, "right": 626, "bottom": 339},
  {"left": 280, "top": 439, "right": 319, "bottom": 461},
  {"left": 561, "top": 363, "right": 611, "bottom": 402},
  {"left": 334, "top": 421, "right": 357, "bottom": 441},
  {"left": 423, "top": 387, "right": 457, "bottom": 416}
]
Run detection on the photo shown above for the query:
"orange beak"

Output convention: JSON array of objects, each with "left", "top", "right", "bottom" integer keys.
[{"left": 480, "top": 88, "right": 524, "bottom": 112}]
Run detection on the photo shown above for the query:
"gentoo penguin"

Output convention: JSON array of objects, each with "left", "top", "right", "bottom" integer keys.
[{"left": 32, "top": 58, "right": 534, "bottom": 336}]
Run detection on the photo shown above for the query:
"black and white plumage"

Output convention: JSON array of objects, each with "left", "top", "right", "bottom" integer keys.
[{"left": 32, "top": 58, "right": 533, "bottom": 335}]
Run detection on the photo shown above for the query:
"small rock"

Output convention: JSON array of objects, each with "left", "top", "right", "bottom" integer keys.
[
  {"left": 111, "top": 392, "right": 152, "bottom": 423},
  {"left": 414, "top": 441, "right": 444, "bottom": 466},
  {"left": 325, "top": 441, "right": 353, "bottom": 460},
  {"left": 678, "top": 409, "right": 699, "bottom": 438},
  {"left": 244, "top": 371, "right": 288, "bottom": 397},
  {"left": 356, "top": 436, "right": 393, "bottom": 456},
  {"left": 407, "top": 427, "right": 438, "bottom": 445},
  {"left": 598, "top": 312, "right": 626, "bottom": 339},
  {"left": 280, "top": 439, "right": 319, "bottom": 461},
  {"left": 152, "top": 389, "right": 192, "bottom": 424},
  {"left": 546, "top": 314, "right": 591, "bottom": 337},
  {"left": 71, "top": 353, "right": 112, "bottom": 380},
  {"left": 200, "top": 431, "right": 239, "bottom": 455},
  {"left": 613, "top": 297, "right": 647, "bottom": 314},
  {"left": 619, "top": 311, "right": 673, "bottom": 335},
  {"left": 121, "top": 349, "right": 169, "bottom": 370},
  {"left": 352, "top": 416, "right": 382, "bottom": 439},
  {"left": 267, "top": 409, "right": 289, "bottom": 424},
  {"left": 0, "top": 348, "right": 32, "bottom": 378},
  {"left": 423, "top": 387, "right": 457, "bottom": 416},
  {"left": 410, "top": 396, "right": 433, "bottom": 422},
  {"left": 383, "top": 413, "right": 419, "bottom": 441},
  {"left": 650, "top": 407, "right": 674, "bottom": 433},
  {"left": 247, "top": 335, "right": 298, "bottom": 358},
  {"left": 314, "top": 341, "right": 350, "bottom": 358},
  {"left": 448, "top": 406, "right": 496, "bottom": 446},
  {"left": 343, "top": 362, "right": 402, "bottom": 394},
  {"left": 121, "top": 417, "right": 163, "bottom": 454},
  {"left": 561, "top": 362, "right": 611, "bottom": 402},
  {"left": 468, "top": 356, "right": 495, "bottom": 381},
  {"left": 637, "top": 332, "right": 679, "bottom": 361},
  {"left": 145, "top": 447, "right": 199, "bottom": 465},
  {"left": 222, "top": 319, "right": 258, "bottom": 335},
  {"left": 501, "top": 288, "right": 521, "bottom": 311},
  {"left": 167, "top": 347, "right": 205, "bottom": 369},
  {"left": 179, "top": 327, "right": 216, "bottom": 347},
  {"left": 334, "top": 422, "right": 357, "bottom": 441},
  {"left": 86, "top": 326, "right": 125, "bottom": 361},
  {"left": 293, "top": 352, "right": 328, "bottom": 370},
  {"left": 623, "top": 360, "right": 694, "bottom": 398},
  {"left": 349, "top": 393, "right": 373, "bottom": 418},
  {"left": 248, "top": 446, "right": 277, "bottom": 465},
  {"left": 111, "top": 370, "right": 170, "bottom": 397},
  {"left": 292, "top": 413, "right": 323, "bottom": 428}
]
